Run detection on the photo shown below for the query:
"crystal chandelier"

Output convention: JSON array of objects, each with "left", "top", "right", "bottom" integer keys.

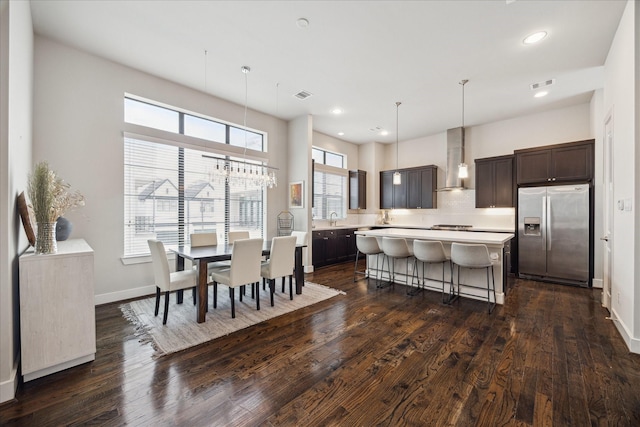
[
  {"left": 203, "top": 56, "right": 277, "bottom": 189},
  {"left": 204, "top": 155, "right": 278, "bottom": 188}
]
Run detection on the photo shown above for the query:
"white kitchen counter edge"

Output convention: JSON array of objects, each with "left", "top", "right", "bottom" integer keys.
[{"left": 354, "top": 228, "right": 514, "bottom": 245}]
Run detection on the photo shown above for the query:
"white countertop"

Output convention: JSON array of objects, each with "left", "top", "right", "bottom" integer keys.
[
  {"left": 312, "top": 224, "right": 514, "bottom": 233},
  {"left": 354, "top": 227, "right": 514, "bottom": 245}
]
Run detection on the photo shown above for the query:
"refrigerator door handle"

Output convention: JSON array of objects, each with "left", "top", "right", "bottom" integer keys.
[
  {"left": 541, "top": 195, "right": 547, "bottom": 251},
  {"left": 547, "top": 195, "right": 552, "bottom": 251}
]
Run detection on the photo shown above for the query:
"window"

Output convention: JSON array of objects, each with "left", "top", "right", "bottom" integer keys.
[
  {"left": 312, "top": 147, "right": 344, "bottom": 168},
  {"left": 124, "top": 97, "right": 267, "bottom": 257},
  {"left": 311, "top": 147, "right": 347, "bottom": 220}
]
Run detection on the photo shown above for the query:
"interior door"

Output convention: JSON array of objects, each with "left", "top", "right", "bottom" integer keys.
[{"left": 602, "top": 113, "right": 614, "bottom": 310}]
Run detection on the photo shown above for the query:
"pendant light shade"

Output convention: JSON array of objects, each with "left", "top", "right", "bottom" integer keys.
[
  {"left": 393, "top": 101, "right": 402, "bottom": 186},
  {"left": 458, "top": 79, "right": 469, "bottom": 179}
]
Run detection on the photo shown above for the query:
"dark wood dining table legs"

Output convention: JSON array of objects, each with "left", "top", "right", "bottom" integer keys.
[
  {"left": 295, "top": 246, "right": 304, "bottom": 295},
  {"left": 197, "top": 259, "right": 208, "bottom": 323}
]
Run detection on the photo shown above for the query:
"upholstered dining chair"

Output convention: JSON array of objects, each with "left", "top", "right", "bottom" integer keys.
[
  {"left": 148, "top": 239, "right": 197, "bottom": 325},
  {"left": 261, "top": 235, "right": 297, "bottom": 304},
  {"left": 190, "top": 232, "right": 217, "bottom": 247},
  {"left": 228, "top": 230, "right": 250, "bottom": 244},
  {"left": 189, "top": 232, "right": 228, "bottom": 273},
  {"left": 210, "top": 238, "right": 263, "bottom": 318}
]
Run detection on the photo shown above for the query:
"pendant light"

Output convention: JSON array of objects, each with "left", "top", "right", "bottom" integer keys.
[
  {"left": 458, "top": 79, "right": 469, "bottom": 179},
  {"left": 393, "top": 101, "right": 402, "bottom": 185},
  {"left": 204, "top": 60, "right": 277, "bottom": 188}
]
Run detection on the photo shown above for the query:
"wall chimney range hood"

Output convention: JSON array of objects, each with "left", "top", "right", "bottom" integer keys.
[{"left": 437, "top": 127, "right": 468, "bottom": 191}]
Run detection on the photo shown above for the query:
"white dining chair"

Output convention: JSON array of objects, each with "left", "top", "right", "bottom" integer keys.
[
  {"left": 261, "top": 236, "right": 297, "bottom": 304},
  {"left": 228, "top": 230, "right": 250, "bottom": 244},
  {"left": 210, "top": 238, "right": 263, "bottom": 318},
  {"left": 190, "top": 232, "right": 229, "bottom": 272},
  {"left": 148, "top": 239, "right": 197, "bottom": 325}
]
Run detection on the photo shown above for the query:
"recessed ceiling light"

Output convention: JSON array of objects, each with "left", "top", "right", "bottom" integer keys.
[
  {"left": 331, "top": 108, "right": 343, "bottom": 115},
  {"left": 380, "top": 130, "right": 389, "bottom": 136},
  {"left": 296, "top": 18, "right": 309, "bottom": 29},
  {"left": 338, "top": 132, "right": 344, "bottom": 136},
  {"left": 523, "top": 31, "right": 547, "bottom": 45},
  {"left": 534, "top": 91, "right": 548, "bottom": 98}
]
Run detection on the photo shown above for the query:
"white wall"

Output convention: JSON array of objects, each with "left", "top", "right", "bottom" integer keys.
[
  {"left": 33, "top": 36, "right": 289, "bottom": 304},
  {"left": 0, "top": 0, "right": 33, "bottom": 404},
  {"left": 603, "top": 0, "right": 638, "bottom": 352}
]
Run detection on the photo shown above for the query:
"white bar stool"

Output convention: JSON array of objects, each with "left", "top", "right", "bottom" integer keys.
[
  {"left": 353, "top": 235, "right": 383, "bottom": 284},
  {"left": 450, "top": 242, "right": 496, "bottom": 313},
  {"left": 380, "top": 237, "right": 413, "bottom": 289},
  {"left": 411, "top": 240, "right": 452, "bottom": 302}
]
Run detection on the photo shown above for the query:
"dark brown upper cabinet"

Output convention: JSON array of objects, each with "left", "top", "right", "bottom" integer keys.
[
  {"left": 349, "top": 170, "right": 367, "bottom": 210},
  {"left": 515, "top": 140, "right": 594, "bottom": 185},
  {"left": 380, "top": 165, "right": 437, "bottom": 209},
  {"left": 475, "top": 155, "right": 514, "bottom": 208}
]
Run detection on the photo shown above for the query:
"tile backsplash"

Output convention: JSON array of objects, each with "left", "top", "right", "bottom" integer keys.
[{"left": 347, "top": 189, "right": 515, "bottom": 231}]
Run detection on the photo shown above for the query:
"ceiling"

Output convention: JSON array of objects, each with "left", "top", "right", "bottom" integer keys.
[{"left": 29, "top": 0, "right": 626, "bottom": 144}]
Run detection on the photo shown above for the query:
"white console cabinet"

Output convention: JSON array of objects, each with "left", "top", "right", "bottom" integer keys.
[{"left": 19, "top": 239, "right": 96, "bottom": 381}]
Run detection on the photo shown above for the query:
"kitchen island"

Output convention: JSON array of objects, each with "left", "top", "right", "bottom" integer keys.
[{"left": 354, "top": 228, "right": 514, "bottom": 305}]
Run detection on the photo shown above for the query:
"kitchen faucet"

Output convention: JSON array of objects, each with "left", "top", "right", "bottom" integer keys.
[{"left": 329, "top": 211, "right": 338, "bottom": 227}]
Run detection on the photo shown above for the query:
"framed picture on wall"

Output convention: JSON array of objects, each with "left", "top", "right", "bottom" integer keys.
[{"left": 289, "top": 181, "right": 304, "bottom": 208}]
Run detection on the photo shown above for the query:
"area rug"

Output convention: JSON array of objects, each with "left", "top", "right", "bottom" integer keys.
[{"left": 120, "top": 281, "right": 345, "bottom": 356}]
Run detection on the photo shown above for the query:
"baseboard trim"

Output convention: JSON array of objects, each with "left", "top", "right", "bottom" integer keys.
[
  {"left": 592, "top": 278, "right": 603, "bottom": 288},
  {"left": 0, "top": 355, "right": 19, "bottom": 404},
  {"left": 95, "top": 285, "right": 155, "bottom": 306},
  {"left": 610, "top": 308, "right": 640, "bottom": 354}
]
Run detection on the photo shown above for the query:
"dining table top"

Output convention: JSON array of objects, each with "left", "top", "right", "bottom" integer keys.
[{"left": 171, "top": 240, "right": 306, "bottom": 261}]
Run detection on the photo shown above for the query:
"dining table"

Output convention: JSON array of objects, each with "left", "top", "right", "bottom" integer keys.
[{"left": 171, "top": 240, "right": 306, "bottom": 323}]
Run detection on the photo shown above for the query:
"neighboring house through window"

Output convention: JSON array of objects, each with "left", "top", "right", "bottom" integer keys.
[{"left": 123, "top": 96, "right": 268, "bottom": 257}]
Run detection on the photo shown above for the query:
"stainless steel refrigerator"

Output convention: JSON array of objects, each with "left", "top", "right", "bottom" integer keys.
[{"left": 518, "top": 184, "right": 590, "bottom": 286}]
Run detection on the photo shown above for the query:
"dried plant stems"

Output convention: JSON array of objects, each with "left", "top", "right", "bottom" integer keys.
[{"left": 27, "top": 161, "right": 85, "bottom": 224}]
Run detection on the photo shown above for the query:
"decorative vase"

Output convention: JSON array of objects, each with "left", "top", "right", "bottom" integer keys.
[
  {"left": 35, "top": 222, "right": 57, "bottom": 254},
  {"left": 56, "top": 217, "right": 73, "bottom": 241}
]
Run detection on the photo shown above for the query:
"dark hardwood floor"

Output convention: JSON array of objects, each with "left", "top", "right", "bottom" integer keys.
[{"left": 2, "top": 260, "right": 639, "bottom": 426}]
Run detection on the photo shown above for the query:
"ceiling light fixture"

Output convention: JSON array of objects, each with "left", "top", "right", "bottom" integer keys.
[
  {"left": 296, "top": 18, "right": 309, "bottom": 29},
  {"left": 338, "top": 132, "right": 344, "bottom": 136},
  {"left": 534, "top": 90, "right": 548, "bottom": 98},
  {"left": 205, "top": 64, "right": 277, "bottom": 189},
  {"left": 523, "top": 31, "right": 547, "bottom": 45},
  {"left": 331, "top": 108, "right": 343, "bottom": 115},
  {"left": 380, "top": 130, "right": 389, "bottom": 136},
  {"left": 458, "top": 80, "right": 469, "bottom": 179},
  {"left": 393, "top": 101, "right": 402, "bottom": 186}
]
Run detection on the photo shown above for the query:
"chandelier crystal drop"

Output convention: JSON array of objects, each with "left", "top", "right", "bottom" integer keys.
[{"left": 205, "top": 61, "right": 277, "bottom": 189}]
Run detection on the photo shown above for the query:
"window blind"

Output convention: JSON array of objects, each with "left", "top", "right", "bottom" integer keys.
[
  {"left": 312, "top": 164, "right": 347, "bottom": 220},
  {"left": 124, "top": 136, "right": 265, "bottom": 256}
]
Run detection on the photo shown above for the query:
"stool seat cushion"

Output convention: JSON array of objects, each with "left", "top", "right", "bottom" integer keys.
[
  {"left": 451, "top": 243, "right": 492, "bottom": 268},
  {"left": 381, "top": 237, "right": 413, "bottom": 258},
  {"left": 413, "top": 240, "right": 448, "bottom": 263}
]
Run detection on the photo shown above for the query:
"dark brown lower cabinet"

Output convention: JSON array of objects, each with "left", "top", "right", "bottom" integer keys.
[{"left": 312, "top": 228, "right": 360, "bottom": 268}]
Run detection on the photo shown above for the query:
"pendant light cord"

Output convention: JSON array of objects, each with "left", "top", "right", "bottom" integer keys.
[{"left": 396, "top": 101, "right": 401, "bottom": 171}]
